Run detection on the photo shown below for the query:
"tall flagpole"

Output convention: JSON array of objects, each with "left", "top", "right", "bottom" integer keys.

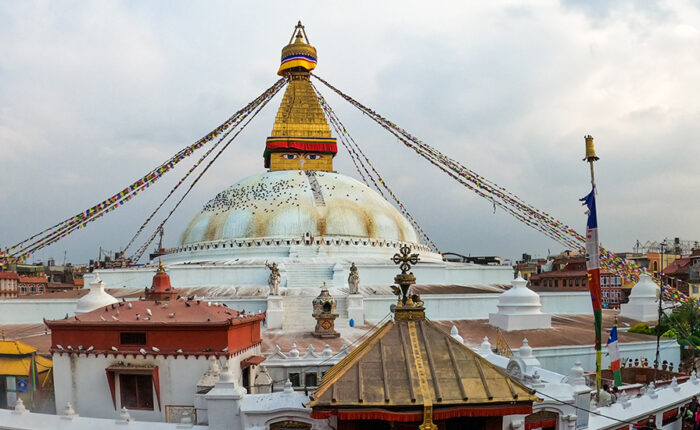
[{"left": 583, "top": 135, "right": 602, "bottom": 396}]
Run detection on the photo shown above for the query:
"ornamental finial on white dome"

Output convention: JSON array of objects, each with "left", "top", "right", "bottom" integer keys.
[
  {"left": 75, "top": 274, "right": 118, "bottom": 315},
  {"left": 488, "top": 272, "right": 551, "bottom": 330}
]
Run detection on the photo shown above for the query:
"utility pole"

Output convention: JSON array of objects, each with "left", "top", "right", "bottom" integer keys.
[{"left": 654, "top": 240, "right": 666, "bottom": 382}]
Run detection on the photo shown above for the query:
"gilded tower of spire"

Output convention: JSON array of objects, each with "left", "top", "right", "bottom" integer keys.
[{"left": 264, "top": 22, "right": 337, "bottom": 172}]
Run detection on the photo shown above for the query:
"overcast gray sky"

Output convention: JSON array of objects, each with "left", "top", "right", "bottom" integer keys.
[{"left": 2, "top": 1, "right": 699, "bottom": 265}]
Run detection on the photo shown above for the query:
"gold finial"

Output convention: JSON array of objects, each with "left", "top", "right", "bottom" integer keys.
[
  {"left": 278, "top": 22, "right": 317, "bottom": 76},
  {"left": 157, "top": 259, "right": 165, "bottom": 273},
  {"left": 392, "top": 245, "right": 420, "bottom": 274},
  {"left": 584, "top": 135, "right": 599, "bottom": 162}
]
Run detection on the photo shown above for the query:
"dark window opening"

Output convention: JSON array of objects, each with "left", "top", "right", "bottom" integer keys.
[
  {"left": 305, "top": 372, "right": 318, "bottom": 387},
  {"left": 119, "top": 374, "right": 153, "bottom": 410},
  {"left": 242, "top": 367, "right": 250, "bottom": 389},
  {"left": 288, "top": 372, "right": 300, "bottom": 387},
  {"left": 120, "top": 332, "right": 147, "bottom": 345}
]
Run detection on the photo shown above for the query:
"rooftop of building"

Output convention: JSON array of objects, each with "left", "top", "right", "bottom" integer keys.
[
  {"left": 46, "top": 298, "right": 265, "bottom": 326},
  {"left": 662, "top": 257, "right": 692, "bottom": 275},
  {"left": 18, "top": 276, "right": 48, "bottom": 283},
  {"left": 433, "top": 311, "right": 656, "bottom": 349},
  {"left": 0, "top": 272, "right": 20, "bottom": 280}
]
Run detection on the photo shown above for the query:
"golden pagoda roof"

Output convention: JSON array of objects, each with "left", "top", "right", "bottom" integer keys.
[
  {"left": 0, "top": 355, "right": 52, "bottom": 376},
  {"left": 307, "top": 316, "right": 539, "bottom": 412},
  {"left": 0, "top": 339, "right": 37, "bottom": 355}
]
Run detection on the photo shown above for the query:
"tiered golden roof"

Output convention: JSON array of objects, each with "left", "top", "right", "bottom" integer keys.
[{"left": 269, "top": 76, "right": 332, "bottom": 139}]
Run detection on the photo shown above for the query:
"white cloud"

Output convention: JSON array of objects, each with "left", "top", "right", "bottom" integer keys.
[{"left": 2, "top": 0, "right": 699, "bottom": 263}]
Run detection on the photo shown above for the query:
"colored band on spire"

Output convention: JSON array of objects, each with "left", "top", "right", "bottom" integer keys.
[{"left": 278, "top": 54, "right": 317, "bottom": 75}]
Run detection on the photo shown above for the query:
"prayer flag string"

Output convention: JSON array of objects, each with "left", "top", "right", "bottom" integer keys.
[
  {"left": 129, "top": 78, "right": 285, "bottom": 262},
  {"left": 6, "top": 78, "right": 287, "bottom": 262}
]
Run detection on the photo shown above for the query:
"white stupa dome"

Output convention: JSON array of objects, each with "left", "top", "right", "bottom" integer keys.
[
  {"left": 628, "top": 270, "right": 660, "bottom": 299},
  {"left": 181, "top": 170, "right": 419, "bottom": 245},
  {"left": 620, "top": 270, "right": 661, "bottom": 322},
  {"left": 75, "top": 274, "right": 118, "bottom": 314},
  {"left": 489, "top": 272, "right": 551, "bottom": 330},
  {"left": 495, "top": 273, "right": 543, "bottom": 315}
]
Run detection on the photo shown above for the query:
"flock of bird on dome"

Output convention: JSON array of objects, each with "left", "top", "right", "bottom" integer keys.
[{"left": 2, "top": 66, "right": 695, "bottom": 307}]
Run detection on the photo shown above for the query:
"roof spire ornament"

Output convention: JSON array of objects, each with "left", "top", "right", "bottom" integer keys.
[
  {"left": 278, "top": 20, "right": 317, "bottom": 76},
  {"left": 390, "top": 245, "right": 425, "bottom": 320},
  {"left": 265, "top": 22, "right": 337, "bottom": 171},
  {"left": 392, "top": 245, "right": 420, "bottom": 306}
]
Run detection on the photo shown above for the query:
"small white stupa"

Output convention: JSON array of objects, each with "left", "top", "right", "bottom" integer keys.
[
  {"left": 75, "top": 274, "right": 118, "bottom": 315},
  {"left": 489, "top": 272, "right": 551, "bottom": 330},
  {"left": 619, "top": 269, "right": 660, "bottom": 322}
]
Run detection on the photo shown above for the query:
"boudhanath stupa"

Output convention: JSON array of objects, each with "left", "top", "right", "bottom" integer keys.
[
  {"left": 86, "top": 26, "right": 672, "bottom": 383},
  {"left": 95, "top": 24, "right": 513, "bottom": 330}
]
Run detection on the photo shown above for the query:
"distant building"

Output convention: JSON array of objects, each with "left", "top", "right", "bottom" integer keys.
[
  {"left": 442, "top": 253, "right": 503, "bottom": 265},
  {"left": 0, "top": 272, "right": 20, "bottom": 299},
  {"left": 17, "top": 276, "right": 48, "bottom": 296},
  {"left": 529, "top": 254, "right": 624, "bottom": 309},
  {"left": 513, "top": 253, "right": 547, "bottom": 280}
]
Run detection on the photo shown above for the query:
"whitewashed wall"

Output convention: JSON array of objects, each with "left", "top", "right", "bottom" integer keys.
[
  {"left": 0, "top": 299, "right": 81, "bottom": 324},
  {"left": 533, "top": 339, "right": 680, "bottom": 375},
  {"left": 364, "top": 291, "right": 593, "bottom": 322},
  {"left": 53, "top": 348, "right": 258, "bottom": 422},
  {"left": 95, "top": 260, "right": 513, "bottom": 290}
]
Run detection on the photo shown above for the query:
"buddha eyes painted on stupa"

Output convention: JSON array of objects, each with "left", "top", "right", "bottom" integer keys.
[{"left": 279, "top": 153, "right": 323, "bottom": 160}]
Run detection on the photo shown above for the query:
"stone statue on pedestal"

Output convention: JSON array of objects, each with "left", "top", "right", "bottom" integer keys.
[
  {"left": 266, "top": 262, "right": 281, "bottom": 296},
  {"left": 348, "top": 262, "right": 360, "bottom": 294}
]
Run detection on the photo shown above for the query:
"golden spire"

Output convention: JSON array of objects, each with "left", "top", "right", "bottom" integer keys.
[{"left": 264, "top": 22, "right": 337, "bottom": 172}]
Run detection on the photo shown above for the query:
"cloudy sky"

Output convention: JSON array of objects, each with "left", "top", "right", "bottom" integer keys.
[{"left": 1, "top": 1, "right": 699, "bottom": 265}]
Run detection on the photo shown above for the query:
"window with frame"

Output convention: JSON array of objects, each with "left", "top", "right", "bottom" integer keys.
[
  {"left": 120, "top": 332, "right": 147, "bottom": 345},
  {"left": 19, "top": 286, "right": 26, "bottom": 294},
  {"left": 119, "top": 374, "right": 154, "bottom": 410}
]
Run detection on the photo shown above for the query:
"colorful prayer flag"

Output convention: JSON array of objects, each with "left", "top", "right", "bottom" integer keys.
[
  {"left": 581, "top": 189, "right": 603, "bottom": 392},
  {"left": 607, "top": 323, "right": 622, "bottom": 387}
]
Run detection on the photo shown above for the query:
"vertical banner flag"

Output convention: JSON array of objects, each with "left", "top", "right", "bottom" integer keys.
[
  {"left": 30, "top": 352, "right": 38, "bottom": 391},
  {"left": 607, "top": 323, "right": 622, "bottom": 387},
  {"left": 581, "top": 189, "right": 603, "bottom": 392}
]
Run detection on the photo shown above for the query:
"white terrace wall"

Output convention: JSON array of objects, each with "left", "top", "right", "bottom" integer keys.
[
  {"left": 95, "top": 260, "right": 512, "bottom": 290},
  {"left": 0, "top": 291, "right": 594, "bottom": 325},
  {"left": 533, "top": 339, "right": 679, "bottom": 375},
  {"left": 0, "top": 298, "right": 81, "bottom": 324},
  {"left": 364, "top": 291, "right": 592, "bottom": 322}
]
